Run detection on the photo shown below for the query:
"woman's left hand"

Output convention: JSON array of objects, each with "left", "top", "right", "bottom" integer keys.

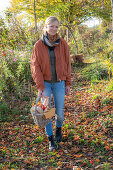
[{"left": 65, "top": 86, "right": 70, "bottom": 96}]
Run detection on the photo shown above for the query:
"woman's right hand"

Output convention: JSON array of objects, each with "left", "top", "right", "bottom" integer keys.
[{"left": 38, "top": 90, "right": 44, "bottom": 97}]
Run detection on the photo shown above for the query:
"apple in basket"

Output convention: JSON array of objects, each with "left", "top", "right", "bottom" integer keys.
[
  {"left": 37, "top": 104, "right": 48, "bottom": 113},
  {"left": 36, "top": 96, "right": 50, "bottom": 113},
  {"left": 40, "top": 104, "right": 46, "bottom": 111}
]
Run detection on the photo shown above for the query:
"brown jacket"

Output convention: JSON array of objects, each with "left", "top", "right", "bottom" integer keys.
[{"left": 31, "top": 38, "right": 71, "bottom": 90}]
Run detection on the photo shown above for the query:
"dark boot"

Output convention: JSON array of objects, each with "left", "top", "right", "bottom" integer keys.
[
  {"left": 55, "top": 127, "right": 62, "bottom": 143},
  {"left": 48, "top": 135, "right": 55, "bottom": 151}
]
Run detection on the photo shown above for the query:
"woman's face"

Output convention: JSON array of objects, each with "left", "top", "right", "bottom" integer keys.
[{"left": 46, "top": 21, "right": 59, "bottom": 35}]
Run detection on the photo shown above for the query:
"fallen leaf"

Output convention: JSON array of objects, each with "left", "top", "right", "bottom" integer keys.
[{"left": 74, "top": 154, "right": 83, "bottom": 158}]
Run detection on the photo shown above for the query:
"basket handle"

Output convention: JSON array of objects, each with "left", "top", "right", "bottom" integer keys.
[{"left": 35, "top": 96, "right": 41, "bottom": 113}]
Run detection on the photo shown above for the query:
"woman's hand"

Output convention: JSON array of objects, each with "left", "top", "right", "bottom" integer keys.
[
  {"left": 38, "top": 90, "right": 44, "bottom": 97},
  {"left": 65, "top": 86, "right": 70, "bottom": 96}
]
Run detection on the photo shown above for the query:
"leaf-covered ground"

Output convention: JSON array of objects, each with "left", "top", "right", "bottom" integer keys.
[{"left": 0, "top": 64, "right": 113, "bottom": 170}]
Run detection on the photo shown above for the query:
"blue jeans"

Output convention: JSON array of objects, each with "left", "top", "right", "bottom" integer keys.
[{"left": 43, "top": 81, "right": 65, "bottom": 137}]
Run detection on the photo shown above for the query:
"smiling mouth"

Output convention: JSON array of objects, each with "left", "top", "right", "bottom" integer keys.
[{"left": 51, "top": 32, "right": 57, "bottom": 34}]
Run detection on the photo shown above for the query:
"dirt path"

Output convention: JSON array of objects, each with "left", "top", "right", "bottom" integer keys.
[{"left": 0, "top": 67, "right": 113, "bottom": 170}]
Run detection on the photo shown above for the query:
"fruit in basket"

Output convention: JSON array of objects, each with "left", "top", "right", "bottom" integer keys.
[
  {"left": 41, "top": 97, "right": 49, "bottom": 110},
  {"left": 32, "top": 96, "right": 50, "bottom": 114},
  {"left": 36, "top": 106, "right": 43, "bottom": 113},
  {"left": 40, "top": 104, "right": 46, "bottom": 111}
]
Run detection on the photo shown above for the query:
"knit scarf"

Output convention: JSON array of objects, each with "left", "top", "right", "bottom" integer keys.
[{"left": 42, "top": 32, "right": 60, "bottom": 47}]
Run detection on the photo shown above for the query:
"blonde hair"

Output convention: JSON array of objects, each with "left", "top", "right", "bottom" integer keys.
[
  {"left": 43, "top": 16, "right": 59, "bottom": 33},
  {"left": 45, "top": 16, "right": 59, "bottom": 25}
]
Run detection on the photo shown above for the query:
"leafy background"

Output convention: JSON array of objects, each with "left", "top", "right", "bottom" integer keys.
[{"left": 0, "top": 0, "right": 113, "bottom": 169}]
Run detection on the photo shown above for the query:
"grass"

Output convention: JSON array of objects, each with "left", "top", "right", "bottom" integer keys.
[{"left": 80, "top": 61, "right": 112, "bottom": 82}]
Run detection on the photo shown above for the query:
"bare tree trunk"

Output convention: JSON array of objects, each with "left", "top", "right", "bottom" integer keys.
[
  {"left": 67, "top": 26, "right": 78, "bottom": 54},
  {"left": 62, "top": 24, "right": 78, "bottom": 54},
  {"left": 34, "top": 0, "right": 37, "bottom": 34}
]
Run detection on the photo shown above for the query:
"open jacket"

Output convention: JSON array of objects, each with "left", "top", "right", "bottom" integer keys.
[{"left": 31, "top": 38, "right": 71, "bottom": 90}]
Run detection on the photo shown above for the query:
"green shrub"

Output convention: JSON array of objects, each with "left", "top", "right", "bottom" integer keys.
[
  {"left": 81, "top": 62, "right": 112, "bottom": 81},
  {"left": 0, "top": 102, "right": 11, "bottom": 121},
  {"left": 0, "top": 48, "right": 33, "bottom": 101},
  {"left": 106, "top": 79, "right": 113, "bottom": 91},
  {"left": 102, "top": 97, "right": 111, "bottom": 105},
  {"left": 33, "top": 136, "right": 44, "bottom": 143},
  {"left": 0, "top": 102, "right": 10, "bottom": 114}
]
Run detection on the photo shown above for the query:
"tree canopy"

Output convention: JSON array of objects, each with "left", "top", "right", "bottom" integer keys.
[{"left": 8, "top": 0, "right": 112, "bottom": 26}]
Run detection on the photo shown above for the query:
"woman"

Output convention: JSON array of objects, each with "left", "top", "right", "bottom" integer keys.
[{"left": 31, "top": 16, "right": 71, "bottom": 151}]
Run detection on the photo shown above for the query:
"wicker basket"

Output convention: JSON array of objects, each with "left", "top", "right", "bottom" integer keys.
[{"left": 30, "top": 96, "right": 55, "bottom": 127}]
